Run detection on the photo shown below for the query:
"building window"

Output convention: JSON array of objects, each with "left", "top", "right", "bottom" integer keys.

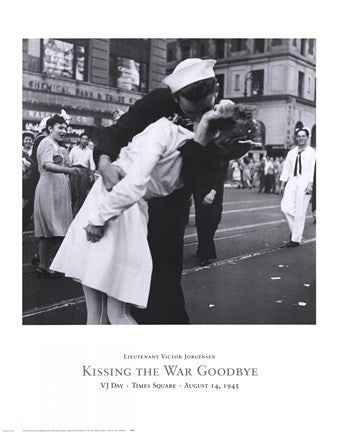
[
  {"left": 234, "top": 74, "right": 240, "bottom": 91},
  {"left": 181, "top": 44, "right": 191, "bottom": 60},
  {"left": 24, "top": 39, "right": 88, "bottom": 81},
  {"left": 25, "top": 39, "right": 41, "bottom": 73},
  {"left": 308, "top": 77, "right": 311, "bottom": 94},
  {"left": 215, "top": 39, "right": 225, "bottom": 58},
  {"left": 292, "top": 39, "right": 297, "bottom": 47},
  {"left": 300, "top": 39, "right": 306, "bottom": 55},
  {"left": 271, "top": 39, "right": 283, "bottom": 46},
  {"left": 251, "top": 70, "right": 264, "bottom": 95},
  {"left": 167, "top": 42, "right": 176, "bottom": 62},
  {"left": 253, "top": 120, "right": 266, "bottom": 146},
  {"left": 196, "top": 40, "right": 208, "bottom": 57},
  {"left": 231, "top": 39, "right": 247, "bottom": 52},
  {"left": 308, "top": 39, "right": 315, "bottom": 55},
  {"left": 314, "top": 78, "right": 316, "bottom": 102},
  {"left": 253, "top": 39, "right": 265, "bottom": 54},
  {"left": 109, "top": 39, "right": 150, "bottom": 92},
  {"left": 298, "top": 71, "right": 305, "bottom": 97},
  {"left": 216, "top": 74, "right": 225, "bottom": 98},
  {"left": 42, "top": 39, "right": 88, "bottom": 81}
]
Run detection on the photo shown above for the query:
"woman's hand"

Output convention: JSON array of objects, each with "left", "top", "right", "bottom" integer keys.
[
  {"left": 202, "top": 99, "right": 235, "bottom": 123},
  {"left": 194, "top": 100, "right": 235, "bottom": 146},
  {"left": 98, "top": 156, "right": 126, "bottom": 191},
  {"left": 84, "top": 224, "right": 105, "bottom": 242}
]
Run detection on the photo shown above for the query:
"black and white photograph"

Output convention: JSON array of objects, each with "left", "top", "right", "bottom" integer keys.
[
  {"left": 22, "top": 38, "right": 316, "bottom": 325},
  {"left": 2, "top": 2, "right": 337, "bottom": 431}
]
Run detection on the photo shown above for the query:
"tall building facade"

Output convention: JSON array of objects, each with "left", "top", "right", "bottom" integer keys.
[
  {"left": 22, "top": 39, "right": 167, "bottom": 143},
  {"left": 166, "top": 38, "right": 316, "bottom": 155}
]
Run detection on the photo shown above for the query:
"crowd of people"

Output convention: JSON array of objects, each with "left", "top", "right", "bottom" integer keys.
[
  {"left": 227, "top": 155, "right": 285, "bottom": 193},
  {"left": 22, "top": 57, "right": 316, "bottom": 326}
]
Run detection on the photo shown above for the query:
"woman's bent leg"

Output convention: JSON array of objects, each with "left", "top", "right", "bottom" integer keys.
[
  {"left": 107, "top": 296, "right": 137, "bottom": 325},
  {"left": 82, "top": 285, "right": 109, "bottom": 325}
]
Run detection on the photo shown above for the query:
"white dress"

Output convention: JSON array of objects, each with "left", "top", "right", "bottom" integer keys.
[{"left": 50, "top": 118, "right": 194, "bottom": 308}]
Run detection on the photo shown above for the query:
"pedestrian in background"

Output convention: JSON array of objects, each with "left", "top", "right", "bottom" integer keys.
[
  {"left": 273, "top": 156, "right": 282, "bottom": 193},
  {"left": 251, "top": 158, "right": 260, "bottom": 188},
  {"left": 231, "top": 159, "right": 242, "bottom": 187},
  {"left": 34, "top": 114, "right": 82, "bottom": 277},
  {"left": 22, "top": 131, "right": 37, "bottom": 229},
  {"left": 241, "top": 157, "right": 252, "bottom": 189},
  {"left": 258, "top": 156, "right": 266, "bottom": 192},
  {"left": 264, "top": 156, "right": 275, "bottom": 193},
  {"left": 22, "top": 131, "right": 35, "bottom": 179},
  {"left": 69, "top": 133, "right": 96, "bottom": 215},
  {"left": 279, "top": 127, "right": 316, "bottom": 247}
]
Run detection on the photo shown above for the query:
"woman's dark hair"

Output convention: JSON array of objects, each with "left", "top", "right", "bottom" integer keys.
[
  {"left": 295, "top": 127, "right": 309, "bottom": 137},
  {"left": 175, "top": 77, "right": 217, "bottom": 101},
  {"left": 204, "top": 105, "right": 258, "bottom": 160},
  {"left": 46, "top": 115, "right": 67, "bottom": 131}
]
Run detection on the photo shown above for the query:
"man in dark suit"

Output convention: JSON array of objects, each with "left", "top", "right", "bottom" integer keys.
[{"left": 92, "top": 58, "right": 250, "bottom": 324}]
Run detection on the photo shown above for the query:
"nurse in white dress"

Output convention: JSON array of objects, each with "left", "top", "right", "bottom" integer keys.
[
  {"left": 279, "top": 127, "right": 316, "bottom": 246},
  {"left": 51, "top": 99, "right": 239, "bottom": 324}
]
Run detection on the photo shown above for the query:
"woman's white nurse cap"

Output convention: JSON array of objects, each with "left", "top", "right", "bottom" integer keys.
[{"left": 162, "top": 58, "right": 216, "bottom": 94}]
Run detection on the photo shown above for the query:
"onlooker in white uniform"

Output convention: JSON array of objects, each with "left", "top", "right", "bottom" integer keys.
[{"left": 279, "top": 128, "right": 316, "bottom": 247}]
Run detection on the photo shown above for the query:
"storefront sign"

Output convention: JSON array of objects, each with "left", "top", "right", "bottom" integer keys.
[
  {"left": 23, "top": 109, "right": 95, "bottom": 126},
  {"left": 23, "top": 73, "right": 143, "bottom": 106},
  {"left": 23, "top": 120, "right": 92, "bottom": 141}
]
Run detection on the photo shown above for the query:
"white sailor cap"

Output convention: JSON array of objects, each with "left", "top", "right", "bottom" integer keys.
[{"left": 162, "top": 58, "right": 216, "bottom": 94}]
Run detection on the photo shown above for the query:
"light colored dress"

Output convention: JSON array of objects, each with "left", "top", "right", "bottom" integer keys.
[
  {"left": 34, "top": 137, "right": 73, "bottom": 237},
  {"left": 232, "top": 161, "right": 241, "bottom": 182},
  {"left": 50, "top": 118, "right": 193, "bottom": 309}
]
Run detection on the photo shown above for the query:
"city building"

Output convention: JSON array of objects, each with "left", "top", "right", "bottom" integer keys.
[
  {"left": 22, "top": 39, "right": 167, "bottom": 144},
  {"left": 166, "top": 38, "right": 316, "bottom": 156}
]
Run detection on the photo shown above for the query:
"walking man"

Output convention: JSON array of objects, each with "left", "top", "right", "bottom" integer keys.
[{"left": 279, "top": 128, "right": 316, "bottom": 247}]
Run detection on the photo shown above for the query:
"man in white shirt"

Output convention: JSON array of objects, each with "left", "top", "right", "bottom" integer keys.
[
  {"left": 279, "top": 128, "right": 316, "bottom": 247},
  {"left": 69, "top": 133, "right": 96, "bottom": 215}
]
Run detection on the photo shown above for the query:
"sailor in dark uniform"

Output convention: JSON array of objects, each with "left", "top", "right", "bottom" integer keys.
[{"left": 93, "top": 58, "right": 252, "bottom": 324}]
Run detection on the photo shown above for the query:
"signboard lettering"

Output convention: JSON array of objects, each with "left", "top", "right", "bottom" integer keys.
[{"left": 24, "top": 74, "right": 142, "bottom": 106}]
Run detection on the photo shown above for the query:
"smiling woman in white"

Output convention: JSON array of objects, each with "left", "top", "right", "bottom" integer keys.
[{"left": 50, "top": 118, "right": 194, "bottom": 322}]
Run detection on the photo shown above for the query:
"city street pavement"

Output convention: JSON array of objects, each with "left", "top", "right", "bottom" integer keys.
[{"left": 22, "top": 187, "right": 316, "bottom": 325}]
